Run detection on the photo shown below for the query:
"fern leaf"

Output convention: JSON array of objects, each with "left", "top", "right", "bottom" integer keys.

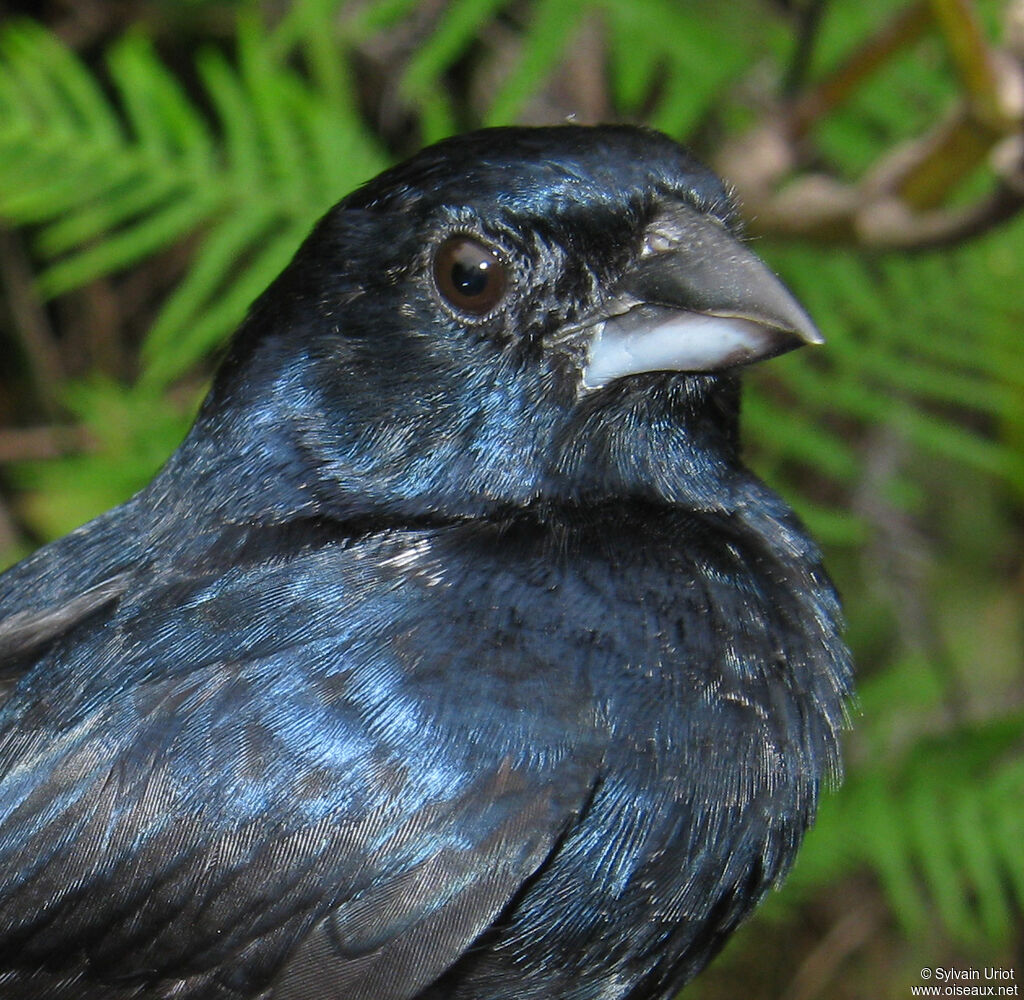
[
  {"left": 745, "top": 388, "right": 860, "bottom": 482},
  {"left": 142, "top": 220, "right": 313, "bottom": 388},
  {"left": 38, "top": 187, "right": 226, "bottom": 298},
  {"left": 908, "top": 776, "right": 976, "bottom": 941},
  {"left": 110, "top": 35, "right": 214, "bottom": 171},
  {"left": 399, "top": 0, "right": 504, "bottom": 139},
  {"left": 860, "top": 777, "right": 931, "bottom": 934},
  {"left": 401, "top": 0, "right": 506, "bottom": 97},
  {"left": 952, "top": 782, "right": 1014, "bottom": 942},
  {"left": 484, "top": 0, "right": 581, "bottom": 125},
  {"left": 0, "top": 12, "right": 386, "bottom": 388},
  {"left": 605, "top": 9, "right": 659, "bottom": 112},
  {"left": 196, "top": 46, "right": 265, "bottom": 189},
  {"left": 0, "top": 153, "right": 138, "bottom": 219},
  {"left": 36, "top": 173, "right": 188, "bottom": 256},
  {"left": 342, "top": 0, "right": 422, "bottom": 36},
  {"left": 142, "top": 204, "right": 280, "bottom": 365}
]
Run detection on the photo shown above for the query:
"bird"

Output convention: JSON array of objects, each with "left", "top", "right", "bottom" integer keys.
[{"left": 0, "top": 124, "right": 851, "bottom": 1000}]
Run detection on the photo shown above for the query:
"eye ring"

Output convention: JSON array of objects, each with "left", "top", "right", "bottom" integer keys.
[{"left": 433, "top": 235, "right": 509, "bottom": 318}]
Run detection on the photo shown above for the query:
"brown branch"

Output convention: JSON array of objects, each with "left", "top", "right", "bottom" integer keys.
[
  {"left": 783, "top": 0, "right": 832, "bottom": 98},
  {"left": 0, "top": 426, "right": 95, "bottom": 464},
  {"left": 0, "top": 228, "right": 65, "bottom": 417},
  {"left": 779, "top": 898, "right": 886, "bottom": 1000},
  {"left": 854, "top": 99, "right": 1007, "bottom": 212},
  {"left": 856, "top": 181, "right": 1024, "bottom": 249},
  {"left": 716, "top": 1, "right": 1024, "bottom": 250},
  {"left": 0, "top": 492, "right": 21, "bottom": 560},
  {"left": 929, "top": 0, "right": 1012, "bottom": 128},
  {"left": 788, "top": 2, "right": 931, "bottom": 137}
]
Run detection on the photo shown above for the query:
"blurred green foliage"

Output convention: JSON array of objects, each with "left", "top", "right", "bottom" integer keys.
[{"left": 0, "top": 1, "right": 1021, "bottom": 996}]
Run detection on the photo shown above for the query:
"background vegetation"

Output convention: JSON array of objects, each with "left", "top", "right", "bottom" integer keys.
[{"left": 0, "top": 0, "right": 1021, "bottom": 997}]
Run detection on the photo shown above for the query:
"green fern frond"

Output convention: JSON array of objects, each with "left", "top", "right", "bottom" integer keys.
[
  {"left": 0, "top": 10, "right": 387, "bottom": 391},
  {"left": 782, "top": 707, "right": 1024, "bottom": 945},
  {"left": 603, "top": 0, "right": 758, "bottom": 133},
  {"left": 484, "top": 0, "right": 580, "bottom": 126},
  {"left": 7, "top": 379, "right": 197, "bottom": 539},
  {"left": 398, "top": 0, "right": 507, "bottom": 141},
  {"left": 760, "top": 241, "right": 1024, "bottom": 513}
]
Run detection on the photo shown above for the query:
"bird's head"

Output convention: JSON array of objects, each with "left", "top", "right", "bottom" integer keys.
[{"left": 194, "top": 126, "right": 819, "bottom": 524}]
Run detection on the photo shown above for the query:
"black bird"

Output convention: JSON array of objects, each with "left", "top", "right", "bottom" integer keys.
[{"left": 0, "top": 125, "right": 851, "bottom": 1000}]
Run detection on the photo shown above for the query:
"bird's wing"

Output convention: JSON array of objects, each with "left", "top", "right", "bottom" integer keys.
[
  {"left": 0, "top": 532, "right": 600, "bottom": 1000},
  {"left": 0, "top": 501, "right": 140, "bottom": 707}
]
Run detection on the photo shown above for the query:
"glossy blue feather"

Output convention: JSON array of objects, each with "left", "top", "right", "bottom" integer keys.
[{"left": 0, "top": 125, "right": 851, "bottom": 1000}]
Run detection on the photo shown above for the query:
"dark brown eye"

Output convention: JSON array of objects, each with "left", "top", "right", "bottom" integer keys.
[{"left": 433, "top": 236, "right": 508, "bottom": 317}]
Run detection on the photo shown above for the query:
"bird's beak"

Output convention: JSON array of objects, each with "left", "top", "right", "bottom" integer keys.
[{"left": 581, "top": 205, "right": 821, "bottom": 391}]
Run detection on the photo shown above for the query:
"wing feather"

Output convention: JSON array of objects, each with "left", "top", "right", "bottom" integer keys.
[{"left": 0, "top": 534, "right": 601, "bottom": 999}]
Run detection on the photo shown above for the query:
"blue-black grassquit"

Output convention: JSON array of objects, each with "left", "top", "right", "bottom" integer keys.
[{"left": 0, "top": 125, "right": 852, "bottom": 999}]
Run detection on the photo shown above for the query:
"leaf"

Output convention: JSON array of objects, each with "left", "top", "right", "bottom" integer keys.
[
  {"left": 400, "top": 0, "right": 507, "bottom": 102},
  {"left": 141, "top": 220, "right": 313, "bottom": 387},
  {"left": 38, "top": 186, "right": 226, "bottom": 298},
  {"left": 141, "top": 203, "right": 279, "bottom": 362},
  {"left": 108, "top": 33, "right": 215, "bottom": 171},
  {"left": 0, "top": 9, "right": 385, "bottom": 382},
  {"left": 484, "top": 0, "right": 581, "bottom": 125}
]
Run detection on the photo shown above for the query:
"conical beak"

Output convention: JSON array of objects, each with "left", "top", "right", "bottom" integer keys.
[{"left": 581, "top": 205, "right": 821, "bottom": 391}]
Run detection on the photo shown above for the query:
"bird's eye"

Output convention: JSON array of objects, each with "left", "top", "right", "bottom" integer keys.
[{"left": 433, "top": 236, "right": 508, "bottom": 317}]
